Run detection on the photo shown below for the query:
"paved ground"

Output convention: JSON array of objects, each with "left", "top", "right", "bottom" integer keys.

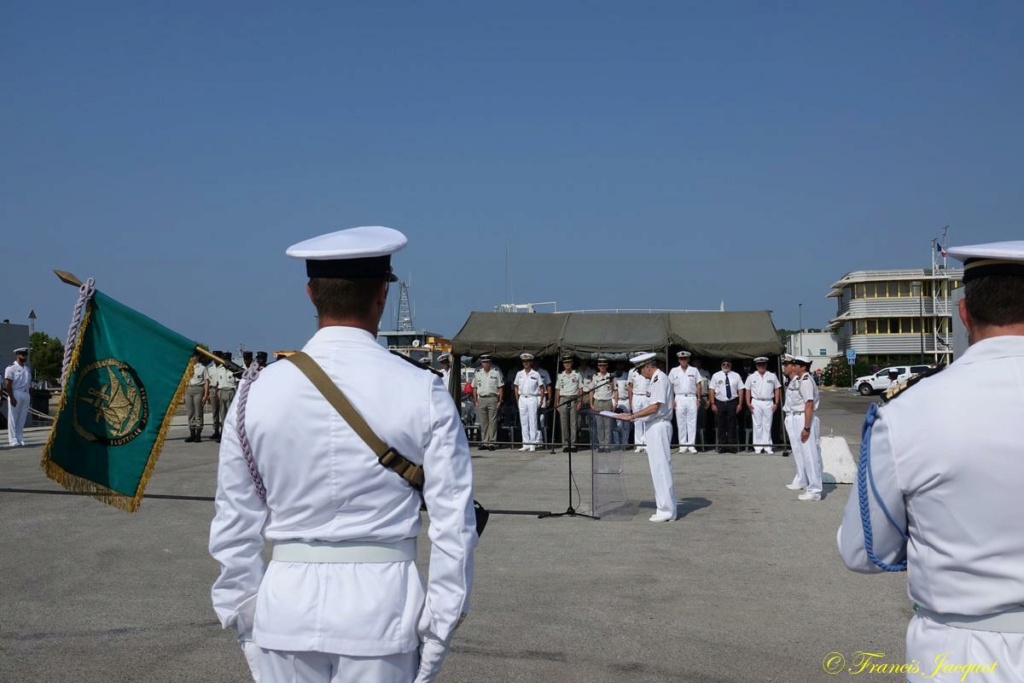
[{"left": 0, "top": 390, "right": 911, "bottom": 683}]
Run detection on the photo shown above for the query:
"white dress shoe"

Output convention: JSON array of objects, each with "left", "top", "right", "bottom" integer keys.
[
  {"left": 518, "top": 446, "right": 529, "bottom": 451},
  {"left": 764, "top": 449, "right": 774, "bottom": 454},
  {"left": 785, "top": 483, "right": 803, "bottom": 490},
  {"left": 648, "top": 513, "right": 674, "bottom": 522},
  {"left": 688, "top": 447, "right": 698, "bottom": 454},
  {"left": 797, "top": 493, "right": 821, "bottom": 501}
]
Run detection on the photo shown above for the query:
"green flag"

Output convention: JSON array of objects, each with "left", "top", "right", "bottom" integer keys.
[{"left": 42, "top": 290, "right": 197, "bottom": 512}]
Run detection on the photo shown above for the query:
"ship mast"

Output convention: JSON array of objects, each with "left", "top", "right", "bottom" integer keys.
[{"left": 396, "top": 280, "right": 415, "bottom": 332}]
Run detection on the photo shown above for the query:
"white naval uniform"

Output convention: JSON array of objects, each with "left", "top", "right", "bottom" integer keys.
[
  {"left": 668, "top": 365, "right": 701, "bottom": 450},
  {"left": 4, "top": 361, "right": 31, "bottom": 446},
  {"left": 638, "top": 369, "right": 676, "bottom": 519},
  {"left": 744, "top": 370, "right": 781, "bottom": 452},
  {"left": 209, "top": 327, "right": 476, "bottom": 683},
  {"left": 514, "top": 368, "right": 544, "bottom": 447},
  {"left": 782, "top": 372, "right": 821, "bottom": 496},
  {"left": 837, "top": 336, "right": 1024, "bottom": 683},
  {"left": 628, "top": 368, "right": 651, "bottom": 447}
]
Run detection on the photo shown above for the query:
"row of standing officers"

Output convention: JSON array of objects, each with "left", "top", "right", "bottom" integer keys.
[{"left": 465, "top": 351, "right": 796, "bottom": 455}]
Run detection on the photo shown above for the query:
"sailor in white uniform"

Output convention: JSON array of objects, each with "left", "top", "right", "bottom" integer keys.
[
  {"left": 782, "top": 356, "right": 821, "bottom": 500},
  {"left": 209, "top": 226, "right": 477, "bottom": 683},
  {"left": 437, "top": 353, "right": 452, "bottom": 389},
  {"left": 615, "top": 352, "right": 677, "bottom": 522},
  {"left": 744, "top": 357, "right": 781, "bottom": 454},
  {"left": 4, "top": 347, "right": 32, "bottom": 447},
  {"left": 838, "top": 241, "right": 1024, "bottom": 683},
  {"left": 668, "top": 350, "right": 701, "bottom": 454},
  {"left": 513, "top": 353, "right": 543, "bottom": 452},
  {"left": 628, "top": 355, "right": 652, "bottom": 452}
]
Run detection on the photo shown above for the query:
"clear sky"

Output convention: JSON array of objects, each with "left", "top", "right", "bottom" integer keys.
[{"left": 3, "top": 1, "right": 1021, "bottom": 352}]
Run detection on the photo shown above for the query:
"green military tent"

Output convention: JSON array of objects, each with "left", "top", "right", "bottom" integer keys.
[{"left": 451, "top": 311, "right": 784, "bottom": 361}]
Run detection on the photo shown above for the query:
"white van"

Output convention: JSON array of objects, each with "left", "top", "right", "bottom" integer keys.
[{"left": 855, "top": 365, "right": 932, "bottom": 396}]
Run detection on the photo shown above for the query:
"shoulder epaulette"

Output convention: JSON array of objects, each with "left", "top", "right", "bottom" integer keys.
[
  {"left": 880, "top": 366, "right": 944, "bottom": 404},
  {"left": 389, "top": 350, "right": 444, "bottom": 378}
]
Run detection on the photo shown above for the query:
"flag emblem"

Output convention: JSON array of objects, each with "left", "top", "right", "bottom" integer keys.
[{"left": 73, "top": 359, "right": 150, "bottom": 446}]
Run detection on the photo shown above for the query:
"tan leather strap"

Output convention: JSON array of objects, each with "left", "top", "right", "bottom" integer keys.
[{"left": 285, "top": 352, "right": 425, "bottom": 490}]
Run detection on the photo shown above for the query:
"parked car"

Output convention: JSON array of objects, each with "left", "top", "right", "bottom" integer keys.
[{"left": 855, "top": 365, "right": 932, "bottom": 396}]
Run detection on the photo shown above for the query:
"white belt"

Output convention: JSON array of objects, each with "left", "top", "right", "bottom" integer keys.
[
  {"left": 272, "top": 539, "right": 417, "bottom": 564},
  {"left": 916, "top": 606, "right": 1024, "bottom": 633},
  {"left": 754, "top": 397, "right": 774, "bottom": 401}
]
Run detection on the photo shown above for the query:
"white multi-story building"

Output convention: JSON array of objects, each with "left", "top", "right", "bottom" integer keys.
[
  {"left": 827, "top": 268, "right": 963, "bottom": 366},
  {"left": 786, "top": 331, "right": 839, "bottom": 373}
]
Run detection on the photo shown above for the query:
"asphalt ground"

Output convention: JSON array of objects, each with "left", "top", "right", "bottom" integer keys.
[{"left": 0, "top": 389, "right": 911, "bottom": 683}]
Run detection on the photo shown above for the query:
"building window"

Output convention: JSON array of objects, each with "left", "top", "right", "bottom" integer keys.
[
  {"left": 819, "top": 348, "right": 827, "bottom": 355},
  {"left": 867, "top": 319, "right": 878, "bottom": 334},
  {"left": 854, "top": 283, "right": 866, "bottom": 299}
]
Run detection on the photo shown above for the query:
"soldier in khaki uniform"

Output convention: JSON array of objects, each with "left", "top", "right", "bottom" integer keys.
[
  {"left": 215, "top": 351, "right": 238, "bottom": 443},
  {"left": 589, "top": 357, "right": 615, "bottom": 452},
  {"left": 471, "top": 354, "right": 504, "bottom": 451},
  {"left": 184, "top": 353, "right": 209, "bottom": 443},
  {"left": 208, "top": 352, "right": 222, "bottom": 441},
  {"left": 554, "top": 355, "right": 583, "bottom": 452}
]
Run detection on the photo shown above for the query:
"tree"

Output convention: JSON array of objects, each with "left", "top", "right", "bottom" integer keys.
[
  {"left": 776, "top": 329, "right": 796, "bottom": 346},
  {"left": 29, "top": 332, "right": 64, "bottom": 383}
]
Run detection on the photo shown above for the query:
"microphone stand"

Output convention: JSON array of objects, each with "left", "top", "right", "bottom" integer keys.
[{"left": 538, "top": 376, "right": 614, "bottom": 521}]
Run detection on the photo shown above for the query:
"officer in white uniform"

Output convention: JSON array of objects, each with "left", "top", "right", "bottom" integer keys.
[
  {"left": 437, "top": 353, "right": 452, "bottom": 389},
  {"left": 782, "top": 356, "right": 821, "bottom": 500},
  {"left": 628, "top": 355, "right": 652, "bottom": 452},
  {"left": 4, "top": 347, "right": 32, "bottom": 447},
  {"left": 838, "top": 242, "right": 1024, "bottom": 683},
  {"left": 513, "top": 353, "right": 543, "bottom": 452},
  {"left": 209, "top": 226, "right": 477, "bottom": 683},
  {"left": 744, "top": 357, "right": 781, "bottom": 454},
  {"left": 614, "top": 352, "right": 676, "bottom": 521},
  {"left": 668, "top": 351, "right": 701, "bottom": 454}
]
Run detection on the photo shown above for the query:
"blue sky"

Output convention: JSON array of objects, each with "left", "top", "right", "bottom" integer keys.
[{"left": 2, "top": 1, "right": 1021, "bottom": 352}]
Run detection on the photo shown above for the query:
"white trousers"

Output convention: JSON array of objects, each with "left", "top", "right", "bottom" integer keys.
[
  {"left": 644, "top": 421, "right": 676, "bottom": 519},
  {"left": 906, "top": 615, "right": 1023, "bottom": 683},
  {"left": 632, "top": 396, "right": 649, "bottom": 445},
  {"left": 751, "top": 399, "right": 774, "bottom": 450},
  {"left": 518, "top": 395, "right": 539, "bottom": 446},
  {"left": 784, "top": 414, "right": 821, "bottom": 495},
  {"left": 258, "top": 648, "right": 417, "bottom": 683},
  {"left": 6, "top": 391, "right": 29, "bottom": 446},
  {"left": 673, "top": 396, "right": 698, "bottom": 447}
]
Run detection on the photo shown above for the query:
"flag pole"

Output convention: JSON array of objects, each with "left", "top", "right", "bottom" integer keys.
[{"left": 54, "top": 269, "right": 237, "bottom": 370}]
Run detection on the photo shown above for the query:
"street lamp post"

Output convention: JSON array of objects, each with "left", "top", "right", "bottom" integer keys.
[{"left": 798, "top": 303, "right": 803, "bottom": 332}]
